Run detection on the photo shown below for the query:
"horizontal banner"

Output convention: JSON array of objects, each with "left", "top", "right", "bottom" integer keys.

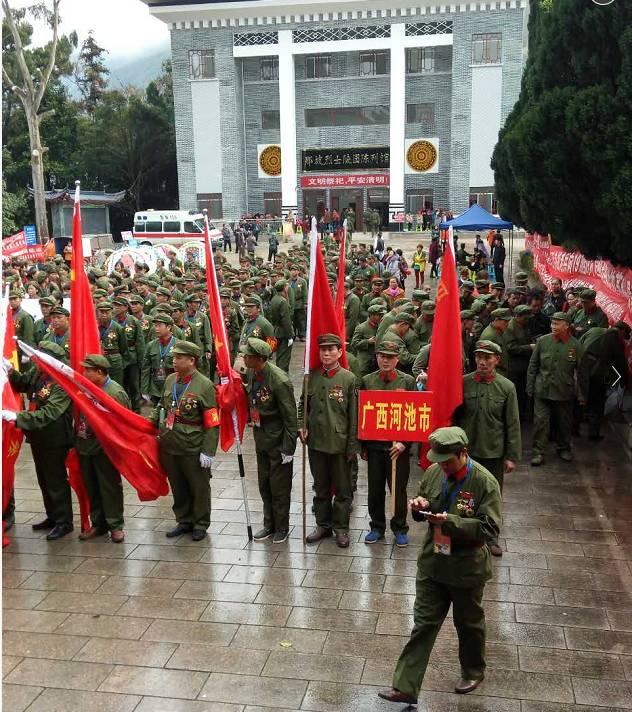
[
  {"left": 2, "top": 231, "right": 27, "bottom": 256},
  {"left": 300, "top": 173, "right": 389, "bottom": 189},
  {"left": 358, "top": 389, "right": 434, "bottom": 442},
  {"left": 302, "top": 147, "right": 390, "bottom": 172}
]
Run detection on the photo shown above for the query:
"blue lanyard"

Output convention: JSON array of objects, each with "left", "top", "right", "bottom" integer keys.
[
  {"left": 441, "top": 459, "right": 473, "bottom": 512},
  {"left": 172, "top": 380, "right": 191, "bottom": 408},
  {"left": 159, "top": 336, "right": 174, "bottom": 360}
]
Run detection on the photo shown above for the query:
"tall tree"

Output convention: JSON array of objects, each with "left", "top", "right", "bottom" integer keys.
[
  {"left": 492, "top": 0, "right": 632, "bottom": 266},
  {"left": 75, "top": 30, "right": 109, "bottom": 115}
]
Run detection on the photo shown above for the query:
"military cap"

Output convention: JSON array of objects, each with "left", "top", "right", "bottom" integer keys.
[
  {"left": 183, "top": 275, "right": 195, "bottom": 282},
  {"left": 170, "top": 300, "right": 185, "bottom": 310},
  {"left": 481, "top": 294, "right": 498, "bottom": 304},
  {"left": 241, "top": 337, "right": 272, "bottom": 358},
  {"left": 96, "top": 301, "right": 113, "bottom": 311},
  {"left": 318, "top": 333, "right": 342, "bottom": 347},
  {"left": 49, "top": 306, "right": 70, "bottom": 317},
  {"left": 344, "top": 279, "right": 354, "bottom": 289},
  {"left": 95, "top": 278, "right": 110, "bottom": 290},
  {"left": 614, "top": 320, "right": 631, "bottom": 337},
  {"left": 152, "top": 313, "right": 174, "bottom": 326},
  {"left": 155, "top": 303, "right": 173, "bottom": 314},
  {"left": 371, "top": 276, "right": 384, "bottom": 285},
  {"left": 368, "top": 304, "right": 387, "bottom": 316},
  {"left": 184, "top": 293, "right": 202, "bottom": 302},
  {"left": 229, "top": 280, "right": 241, "bottom": 288},
  {"left": 515, "top": 286, "right": 528, "bottom": 295},
  {"left": 460, "top": 309, "right": 475, "bottom": 320},
  {"left": 8, "top": 290, "right": 22, "bottom": 298},
  {"left": 461, "top": 280, "right": 475, "bottom": 291},
  {"left": 39, "top": 296, "right": 56, "bottom": 307},
  {"left": 244, "top": 296, "right": 262, "bottom": 307},
  {"left": 243, "top": 280, "right": 255, "bottom": 288},
  {"left": 395, "top": 313, "right": 415, "bottom": 326},
  {"left": 148, "top": 278, "right": 160, "bottom": 287},
  {"left": 376, "top": 337, "right": 403, "bottom": 355},
  {"left": 353, "top": 275, "right": 365, "bottom": 282},
  {"left": 91, "top": 268, "right": 106, "bottom": 278},
  {"left": 219, "top": 288, "right": 231, "bottom": 298},
  {"left": 515, "top": 271, "right": 529, "bottom": 282},
  {"left": 156, "top": 287, "right": 171, "bottom": 298},
  {"left": 171, "top": 340, "right": 201, "bottom": 357},
  {"left": 358, "top": 255, "right": 368, "bottom": 262},
  {"left": 475, "top": 279, "right": 490, "bottom": 289},
  {"left": 393, "top": 297, "right": 409, "bottom": 308},
  {"left": 35, "top": 271, "right": 48, "bottom": 283},
  {"left": 163, "top": 274, "right": 177, "bottom": 284},
  {"left": 492, "top": 282, "right": 505, "bottom": 290},
  {"left": 274, "top": 279, "right": 288, "bottom": 292},
  {"left": 491, "top": 308, "right": 512, "bottom": 321},
  {"left": 92, "top": 289, "right": 108, "bottom": 298},
  {"left": 112, "top": 296, "right": 129, "bottom": 307},
  {"left": 580, "top": 288, "right": 597, "bottom": 301},
  {"left": 513, "top": 304, "right": 532, "bottom": 317},
  {"left": 551, "top": 311, "right": 571, "bottom": 323},
  {"left": 427, "top": 426, "right": 469, "bottom": 463},
  {"left": 474, "top": 339, "right": 502, "bottom": 355},
  {"left": 136, "top": 276, "right": 150, "bottom": 285},
  {"left": 129, "top": 295, "right": 144, "bottom": 305},
  {"left": 38, "top": 341, "right": 67, "bottom": 360},
  {"left": 421, "top": 301, "right": 436, "bottom": 314},
  {"left": 81, "top": 354, "right": 111, "bottom": 371},
  {"left": 411, "top": 290, "right": 427, "bottom": 301},
  {"left": 114, "top": 285, "right": 130, "bottom": 295},
  {"left": 401, "top": 303, "right": 417, "bottom": 314}
]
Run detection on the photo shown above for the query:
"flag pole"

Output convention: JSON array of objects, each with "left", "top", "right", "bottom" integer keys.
[
  {"left": 231, "top": 409, "right": 253, "bottom": 542},
  {"left": 391, "top": 442, "right": 397, "bottom": 518}
]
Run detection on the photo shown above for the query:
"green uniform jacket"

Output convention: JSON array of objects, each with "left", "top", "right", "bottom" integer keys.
[
  {"left": 245, "top": 362, "right": 297, "bottom": 455},
  {"left": 142, "top": 292, "right": 157, "bottom": 314},
  {"left": 359, "top": 292, "right": 385, "bottom": 321},
  {"left": 526, "top": 333, "right": 587, "bottom": 401},
  {"left": 572, "top": 306, "right": 608, "bottom": 337},
  {"left": 384, "top": 326, "right": 418, "bottom": 372},
  {"left": 416, "top": 461, "right": 502, "bottom": 588},
  {"left": 75, "top": 378, "right": 131, "bottom": 456},
  {"left": 116, "top": 314, "right": 145, "bottom": 364},
  {"left": 10, "top": 369, "right": 73, "bottom": 448},
  {"left": 504, "top": 319, "right": 533, "bottom": 377},
  {"left": 239, "top": 315, "right": 276, "bottom": 350},
  {"left": 480, "top": 324, "right": 509, "bottom": 375},
  {"left": 141, "top": 336, "right": 176, "bottom": 397},
  {"left": 99, "top": 320, "right": 130, "bottom": 366},
  {"left": 298, "top": 366, "right": 359, "bottom": 457},
  {"left": 349, "top": 319, "right": 379, "bottom": 376},
  {"left": 136, "top": 313, "right": 154, "bottom": 345},
  {"left": 42, "top": 329, "right": 70, "bottom": 361},
  {"left": 343, "top": 293, "right": 361, "bottom": 341},
  {"left": 376, "top": 311, "right": 397, "bottom": 341},
  {"left": 12, "top": 307, "right": 35, "bottom": 346},
  {"left": 456, "top": 372, "right": 521, "bottom": 461},
  {"left": 186, "top": 311, "right": 212, "bottom": 355},
  {"left": 289, "top": 278, "right": 307, "bottom": 310},
  {"left": 151, "top": 370, "right": 219, "bottom": 456},
  {"left": 414, "top": 317, "right": 434, "bottom": 347},
  {"left": 360, "top": 369, "right": 416, "bottom": 451},
  {"left": 34, "top": 317, "right": 52, "bottom": 345},
  {"left": 175, "top": 319, "right": 203, "bottom": 351},
  {"left": 579, "top": 327, "right": 629, "bottom": 387},
  {"left": 268, "top": 294, "right": 294, "bottom": 339}
]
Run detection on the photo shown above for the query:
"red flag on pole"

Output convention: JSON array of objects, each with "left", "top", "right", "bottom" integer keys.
[
  {"left": 202, "top": 215, "right": 248, "bottom": 452},
  {"left": 334, "top": 223, "right": 347, "bottom": 335}
]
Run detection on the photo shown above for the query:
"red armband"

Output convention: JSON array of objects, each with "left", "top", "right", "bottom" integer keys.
[
  {"left": 203, "top": 408, "right": 220, "bottom": 428},
  {"left": 266, "top": 336, "right": 278, "bottom": 352}
]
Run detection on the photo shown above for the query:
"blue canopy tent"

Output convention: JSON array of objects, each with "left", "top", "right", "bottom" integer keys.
[{"left": 439, "top": 204, "right": 514, "bottom": 283}]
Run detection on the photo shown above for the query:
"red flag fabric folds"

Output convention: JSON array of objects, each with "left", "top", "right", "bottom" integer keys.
[
  {"left": 65, "top": 449, "right": 91, "bottom": 532},
  {"left": 334, "top": 225, "right": 347, "bottom": 334}
]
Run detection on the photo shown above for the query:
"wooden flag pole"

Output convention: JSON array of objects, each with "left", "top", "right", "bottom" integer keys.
[
  {"left": 391, "top": 441, "right": 397, "bottom": 519},
  {"left": 301, "top": 373, "right": 309, "bottom": 543}
]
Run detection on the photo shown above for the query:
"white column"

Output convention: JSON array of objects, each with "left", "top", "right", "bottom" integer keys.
[
  {"left": 278, "top": 30, "right": 297, "bottom": 217},
  {"left": 388, "top": 23, "right": 406, "bottom": 220}
]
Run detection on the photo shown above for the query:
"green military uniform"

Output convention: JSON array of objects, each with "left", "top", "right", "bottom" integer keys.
[
  {"left": 42, "top": 326, "right": 70, "bottom": 361},
  {"left": 343, "top": 290, "right": 361, "bottom": 342},
  {"left": 151, "top": 342, "right": 220, "bottom": 535},
  {"left": 185, "top": 298, "right": 213, "bottom": 378},
  {"left": 412, "top": 344, "right": 431, "bottom": 378},
  {"left": 76, "top": 355, "right": 131, "bottom": 534},
  {"left": 503, "top": 305, "right": 534, "bottom": 416},
  {"left": 9, "top": 343, "right": 74, "bottom": 532},
  {"left": 298, "top": 335, "right": 359, "bottom": 536},
  {"left": 267, "top": 282, "right": 294, "bottom": 373},
  {"left": 349, "top": 307, "right": 385, "bottom": 376},
  {"left": 414, "top": 302, "right": 435, "bottom": 347},
  {"left": 359, "top": 285, "right": 385, "bottom": 321},
  {"left": 289, "top": 275, "right": 307, "bottom": 339},
  {"left": 34, "top": 310, "right": 53, "bottom": 344},
  {"left": 527, "top": 313, "right": 587, "bottom": 462},
  {"left": 361, "top": 342, "right": 416, "bottom": 540},
  {"left": 141, "top": 319, "right": 176, "bottom": 402},
  {"left": 141, "top": 290, "right": 157, "bottom": 315},
  {"left": 390, "top": 427, "right": 502, "bottom": 701},
  {"left": 97, "top": 308, "right": 130, "bottom": 387},
  {"left": 243, "top": 339, "right": 298, "bottom": 538},
  {"left": 384, "top": 314, "right": 418, "bottom": 374},
  {"left": 479, "top": 308, "right": 512, "bottom": 376},
  {"left": 136, "top": 310, "right": 154, "bottom": 344},
  {"left": 114, "top": 304, "right": 145, "bottom": 413},
  {"left": 11, "top": 301, "right": 35, "bottom": 370},
  {"left": 376, "top": 309, "right": 399, "bottom": 341},
  {"left": 239, "top": 309, "right": 276, "bottom": 352},
  {"left": 572, "top": 289, "right": 608, "bottom": 338}
]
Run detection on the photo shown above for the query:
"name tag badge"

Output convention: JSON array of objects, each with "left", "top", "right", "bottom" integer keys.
[
  {"left": 433, "top": 527, "right": 451, "bottom": 556},
  {"left": 165, "top": 410, "right": 175, "bottom": 430},
  {"left": 250, "top": 407, "right": 261, "bottom": 427}
]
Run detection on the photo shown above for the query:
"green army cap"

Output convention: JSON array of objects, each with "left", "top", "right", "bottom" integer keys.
[
  {"left": 113, "top": 285, "right": 130, "bottom": 295},
  {"left": 219, "top": 288, "right": 231, "bottom": 298},
  {"left": 152, "top": 313, "right": 174, "bottom": 326},
  {"left": 170, "top": 300, "right": 186, "bottom": 310},
  {"left": 492, "top": 282, "right": 505, "bottom": 290},
  {"left": 38, "top": 340, "right": 67, "bottom": 360},
  {"left": 427, "top": 426, "right": 469, "bottom": 463},
  {"left": 156, "top": 287, "right": 171, "bottom": 298},
  {"left": 163, "top": 273, "right": 178, "bottom": 284},
  {"left": 91, "top": 268, "right": 106, "bottom": 278},
  {"left": 515, "top": 286, "right": 528, "bottom": 295},
  {"left": 96, "top": 301, "right": 113, "bottom": 311},
  {"left": 129, "top": 294, "right": 144, "bottom": 305},
  {"left": 229, "top": 280, "right": 241, "bottom": 288},
  {"left": 475, "top": 279, "right": 490, "bottom": 289},
  {"left": 243, "top": 280, "right": 255, "bottom": 287},
  {"left": 421, "top": 301, "right": 436, "bottom": 314},
  {"left": 580, "top": 288, "right": 597, "bottom": 301},
  {"left": 318, "top": 333, "right": 342, "bottom": 347},
  {"left": 148, "top": 278, "right": 161, "bottom": 287},
  {"left": 112, "top": 296, "right": 129, "bottom": 307},
  {"left": 371, "top": 277, "right": 384, "bottom": 285},
  {"left": 241, "top": 337, "right": 272, "bottom": 358},
  {"left": 183, "top": 274, "right": 195, "bottom": 282},
  {"left": 460, "top": 309, "right": 475, "bottom": 320},
  {"left": 344, "top": 279, "right": 354, "bottom": 289},
  {"left": 81, "top": 354, "right": 111, "bottom": 372},
  {"left": 369, "top": 297, "right": 387, "bottom": 308},
  {"left": 92, "top": 289, "right": 108, "bottom": 298},
  {"left": 400, "top": 303, "right": 417, "bottom": 314},
  {"left": 551, "top": 311, "right": 571, "bottom": 323},
  {"left": 184, "top": 293, "right": 202, "bottom": 302},
  {"left": 95, "top": 278, "right": 110, "bottom": 290},
  {"left": 244, "top": 296, "right": 262, "bottom": 307},
  {"left": 274, "top": 279, "right": 288, "bottom": 292},
  {"left": 513, "top": 304, "right": 532, "bottom": 317},
  {"left": 353, "top": 276, "right": 365, "bottom": 282},
  {"left": 480, "top": 294, "right": 498, "bottom": 304},
  {"left": 491, "top": 308, "right": 512, "bottom": 321},
  {"left": 368, "top": 304, "right": 387, "bottom": 316},
  {"left": 395, "top": 313, "right": 415, "bottom": 326},
  {"left": 376, "top": 337, "right": 403, "bottom": 355},
  {"left": 461, "top": 280, "right": 475, "bottom": 291},
  {"left": 49, "top": 306, "right": 70, "bottom": 317},
  {"left": 171, "top": 340, "right": 200, "bottom": 357},
  {"left": 393, "top": 298, "right": 409, "bottom": 308},
  {"left": 35, "top": 270, "right": 48, "bottom": 283},
  {"left": 411, "top": 290, "right": 427, "bottom": 301},
  {"left": 135, "top": 275, "right": 150, "bottom": 285},
  {"left": 8, "top": 289, "right": 23, "bottom": 298},
  {"left": 155, "top": 303, "right": 174, "bottom": 315},
  {"left": 474, "top": 339, "right": 502, "bottom": 355},
  {"left": 515, "top": 271, "right": 529, "bottom": 282},
  {"left": 39, "top": 296, "right": 56, "bottom": 307}
]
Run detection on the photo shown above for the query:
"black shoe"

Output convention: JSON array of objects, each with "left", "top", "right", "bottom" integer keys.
[
  {"left": 191, "top": 529, "right": 207, "bottom": 542},
  {"left": 253, "top": 527, "right": 274, "bottom": 541},
  {"left": 305, "top": 526, "right": 333, "bottom": 544},
  {"left": 273, "top": 530, "right": 289, "bottom": 544},
  {"left": 455, "top": 676, "right": 484, "bottom": 694},
  {"left": 46, "top": 524, "right": 74, "bottom": 541},
  {"left": 165, "top": 524, "right": 193, "bottom": 538},
  {"left": 31, "top": 518, "right": 54, "bottom": 531}
]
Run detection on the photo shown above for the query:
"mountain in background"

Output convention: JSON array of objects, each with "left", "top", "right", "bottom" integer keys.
[{"left": 107, "top": 43, "right": 170, "bottom": 90}]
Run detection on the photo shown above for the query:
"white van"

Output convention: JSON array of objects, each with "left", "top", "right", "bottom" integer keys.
[{"left": 132, "top": 210, "right": 222, "bottom": 246}]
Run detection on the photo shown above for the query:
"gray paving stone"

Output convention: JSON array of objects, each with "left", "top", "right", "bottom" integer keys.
[
  {"left": 5, "top": 657, "right": 113, "bottom": 691},
  {"left": 23, "top": 688, "right": 140, "bottom": 712},
  {"left": 2, "top": 684, "right": 43, "bottom": 712},
  {"left": 99, "top": 665, "right": 208, "bottom": 699},
  {"left": 199, "top": 672, "right": 307, "bottom": 707}
]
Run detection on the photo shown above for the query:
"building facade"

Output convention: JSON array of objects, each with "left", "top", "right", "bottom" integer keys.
[{"left": 143, "top": 0, "right": 527, "bottom": 228}]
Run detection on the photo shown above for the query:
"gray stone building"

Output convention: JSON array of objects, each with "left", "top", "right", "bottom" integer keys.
[{"left": 142, "top": 0, "right": 527, "bottom": 229}]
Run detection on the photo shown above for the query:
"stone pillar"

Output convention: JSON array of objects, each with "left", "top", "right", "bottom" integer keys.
[
  {"left": 388, "top": 23, "right": 406, "bottom": 221},
  {"left": 278, "top": 30, "right": 298, "bottom": 218}
]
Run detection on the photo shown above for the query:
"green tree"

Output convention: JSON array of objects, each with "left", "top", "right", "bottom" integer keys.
[
  {"left": 2, "top": 174, "right": 28, "bottom": 236},
  {"left": 492, "top": 0, "right": 632, "bottom": 266},
  {"left": 75, "top": 30, "right": 109, "bottom": 115}
]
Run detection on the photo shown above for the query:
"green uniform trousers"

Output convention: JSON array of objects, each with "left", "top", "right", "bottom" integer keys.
[
  {"left": 78, "top": 451, "right": 124, "bottom": 531},
  {"left": 472, "top": 457, "right": 503, "bottom": 547},
  {"left": 586, "top": 378, "right": 607, "bottom": 438},
  {"left": 393, "top": 575, "right": 486, "bottom": 697},
  {"left": 509, "top": 371, "right": 529, "bottom": 420},
  {"left": 31, "top": 444, "right": 73, "bottom": 527},
  {"left": 107, "top": 355, "right": 125, "bottom": 387},
  {"left": 275, "top": 338, "right": 293, "bottom": 373},
  {"left": 366, "top": 449, "right": 409, "bottom": 535},
  {"left": 308, "top": 449, "right": 352, "bottom": 533},
  {"left": 123, "top": 363, "right": 141, "bottom": 413},
  {"left": 532, "top": 397, "right": 573, "bottom": 455},
  {"left": 293, "top": 309, "right": 306, "bottom": 339},
  {"left": 256, "top": 449, "right": 293, "bottom": 533},
  {"left": 160, "top": 450, "right": 211, "bottom": 530}
]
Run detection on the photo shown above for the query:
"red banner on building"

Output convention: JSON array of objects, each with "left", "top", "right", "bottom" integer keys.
[
  {"left": 2, "top": 232, "right": 46, "bottom": 261},
  {"left": 358, "top": 390, "right": 434, "bottom": 442},
  {"left": 300, "top": 173, "right": 389, "bottom": 189}
]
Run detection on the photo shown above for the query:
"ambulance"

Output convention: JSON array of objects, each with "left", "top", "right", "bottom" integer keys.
[{"left": 132, "top": 210, "right": 223, "bottom": 247}]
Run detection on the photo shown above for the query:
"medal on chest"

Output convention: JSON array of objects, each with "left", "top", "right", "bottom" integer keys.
[
  {"left": 328, "top": 385, "right": 344, "bottom": 403},
  {"left": 456, "top": 491, "right": 475, "bottom": 517}
]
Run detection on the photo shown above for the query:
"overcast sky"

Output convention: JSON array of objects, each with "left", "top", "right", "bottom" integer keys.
[{"left": 11, "top": 0, "right": 169, "bottom": 57}]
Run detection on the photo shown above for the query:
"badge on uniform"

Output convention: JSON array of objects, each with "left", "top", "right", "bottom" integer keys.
[
  {"left": 433, "top": 526, "right": 451, "bottom": 555},
  {"left": 258, "top": 387, "right": 271, "bottom": 403},
  {"left": 567, "top": 348, "right": 576, "bottom": 362},
  {"left": 37, "top": 385, "right": 51, "bottom": 401},
  {"left": 250, "top": 407, "right": 261, "bottom": 427},
  {"left": 328, "top": 385, "right": 344, "bottom": 403},
  {"left": 165, "top": 409, "right": 176, "bottom": 430},
  {"left": 456, "top": 491, "right": 475, "bottom": 517}
]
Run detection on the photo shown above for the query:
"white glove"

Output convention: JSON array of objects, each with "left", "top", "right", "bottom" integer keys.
[
  {"left": 3, "top": 357, "right": 14, "bottom": 372},
  {"left": 281, "top": 453, "right": 294, "bottom": 465},
  {"left": 141, "top": 394, "right": 152, "bottom": 402},
  {"left": 199, "top": 453, "right": 213, "bottom": 469},
  {"left": 2, "top": 410, "right": 17, "bottom": 423},
  {"left": 287, "top": 339, "right": 294, "bottom": 347}
]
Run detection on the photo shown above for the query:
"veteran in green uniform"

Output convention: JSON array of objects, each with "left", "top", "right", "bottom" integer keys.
[
  {"left": 34, "top": 296, "right": 55, "bottom": 344},
  {"left": 360, "top": 338, "right": 416, "bottom": 548},
  {"left": 504, "top": 304, "right": 535, "bottom": 416},
  {"left": 414, "top": 300, "right": 435, "bottom": 347},
  {"left": 572, "top": 288, "right": 608, "bottom": 338},
  {"left": 9, "top": 291, "right": 35, "bottom": 370},
  {"left": 527, "top": 312, "right": 587, "bottom": 465},
  {"left": 6, "top": 342, "right": 74, "bottom": 540},
  {"left": 184, "top": 294, "right": 213, "bottom": 377},
  {"left": 268, "top": 280, "right": 294, "bottom": 373},
  {"left": 343, "top": 280, "right": 361, "bottom": 342},
  {"left": 298, "top": 333, "right": 359, "bottom": 548},
  {"left": 289, "top": 266, "right": 308, "bottom": 340},
  {"left": 238, "top": 296, "right": 277, "bottom": 353},
  {"left": 349, "top": 305, "right": 386, "bottom": 376},
  {"left": 42, "top": 306, "right": 71, "bottom": 360},
  {"left": 96, "top": 302, "right": 129, "bottom": 387},
  {"left": 113, "top": 296, "right": 145, "bottom": 413},
  {"left": 141, "top": 313, "right": 176, "bottom": 404},
  {"left": 130, "top": 295, "right": 154, "bottom": 344},
  {"left": 76, "top": 355, "right": 130, "bottom": 542},
  {"left": 151, "top": 341, "right": 220, "bottom": 541},
  {"left": 242, "top": 338, "right": 298, "bottom": 543},
  {"left": 378, "top": 427, "right": 502, "bottom": 706},
  {"left": 479, "top": 308, "right": 512, "bottom": 376}
]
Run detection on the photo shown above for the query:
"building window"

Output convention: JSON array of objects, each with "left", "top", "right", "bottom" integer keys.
[
  {"left": 472, "top": 33, "right": 502, "bottom": 64},
  {"left": 263, "top": 192, "right": 282, "bottom": 217},
  {"left": 261, "top": 110, "right": 280, "bottom": 129},
  {"left": 469, "top": 187, "right": 497, "bottom": 214},
  {"left": 406, "top": 103, "right": 435, "bottom": 127},
  {"left": 406, "top": 47, "right": 435, "bottom": 74},
  {"left": 260, "top": 57, "right": 279, "bottom": 80},
  {"left": 197, "top": 193, "right": 223, "bottom": 220},
  {"left": 305, "top": 106, "right": 389, "bottom": 127},
  {"left": 359, "top": 50, "right": 389, "bottom": 76},
  {"left": 305, "top": 54, "right": 331, "bottom": 79},
  {"left": 406, "top": 189, "right": 434, "bottom": 213},
  {"left": 189, "top": 50, "right": 215, "bottom": 79}
]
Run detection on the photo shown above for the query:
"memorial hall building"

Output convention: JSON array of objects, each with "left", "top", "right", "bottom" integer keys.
[{"left": 143, "top": 0, "right": 528, "bottom": 229}]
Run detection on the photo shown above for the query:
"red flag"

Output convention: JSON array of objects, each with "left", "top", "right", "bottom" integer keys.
[
  {"left": 202, "top": 217, "right": 248, "bottom": 452},
  {"left": 334, "top": 224, "right": 346, "bottom": 335},
  {"left": 19, "top": 341, "right": 169, "bottom": 501},
  {"left": 65, "top": 449, "right": 91, "bottom": 532},
  {"left": 305, "top": 235, "right": 348, "bottom": 372}
]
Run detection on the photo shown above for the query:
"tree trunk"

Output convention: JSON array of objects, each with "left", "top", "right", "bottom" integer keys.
[{"left": 25, "top": 108, "right": 49, "bottom": 240}]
